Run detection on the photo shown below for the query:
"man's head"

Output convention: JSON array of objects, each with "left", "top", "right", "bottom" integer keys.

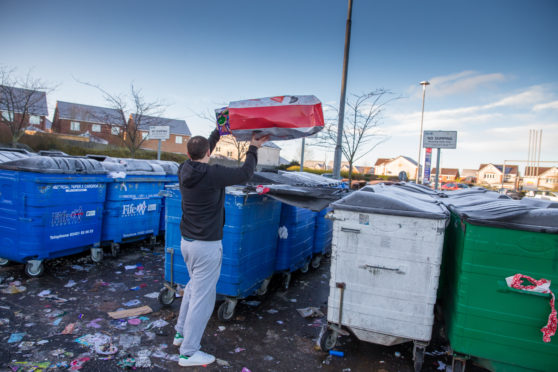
[{"left": 187, "top": 136, "right": 210, "bottom": 161}]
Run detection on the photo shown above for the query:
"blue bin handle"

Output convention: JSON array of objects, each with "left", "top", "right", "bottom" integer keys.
[
  {"left": 18, "top": 194, "right": 32, "bottom": 222},
  {"left": 496, "top": 280, "right": 552, "bottom": 298}
]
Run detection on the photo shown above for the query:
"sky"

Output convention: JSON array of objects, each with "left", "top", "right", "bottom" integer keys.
[{"left": 1, "top": 0, "right": 557, "bottom": 172}]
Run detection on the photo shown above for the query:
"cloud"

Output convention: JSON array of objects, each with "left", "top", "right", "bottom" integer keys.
[
  {"left": 533, "top": 100, "right": 558, "bottom": 111},
  {"left": 408, "top": 70, "right": 507, "bottom": 98}
]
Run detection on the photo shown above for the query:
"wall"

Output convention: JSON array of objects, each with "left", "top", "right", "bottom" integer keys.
[{"left": 139, "top": 131, "right": 189, "bottom": 155}]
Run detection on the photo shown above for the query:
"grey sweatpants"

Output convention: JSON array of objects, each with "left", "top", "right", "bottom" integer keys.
[{"left": 175, "top": 238, "right": 222, "bottom": 356}]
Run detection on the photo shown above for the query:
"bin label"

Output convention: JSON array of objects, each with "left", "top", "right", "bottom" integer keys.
[
  {"left": 147, "top": 204, "right": 157, "bottom": 212},
  {"left": 50, "top": 228, "right": 94, "bottom": 240},
  {"left": 51, "top": 207, "right": 84, "bottom": 226},
  {"left": 86, "top": 210, "right": 96, "bottom": 217},
  {"left": 122, "top": 201, "right": 147, "bottom": 217},
  {"left": 52, "top": 184, "right": 103, "bottom": 192}
]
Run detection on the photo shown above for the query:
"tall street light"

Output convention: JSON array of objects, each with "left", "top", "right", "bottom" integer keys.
[{"left": 416, "top": 80, "right": 430, "bottom": 183}]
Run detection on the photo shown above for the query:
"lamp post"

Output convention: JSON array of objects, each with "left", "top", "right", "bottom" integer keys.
[{"left": 416, "top": 81, "right": 430, "bottom": 183}]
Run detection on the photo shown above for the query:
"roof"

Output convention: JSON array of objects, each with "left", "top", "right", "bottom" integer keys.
[
  {"left": 375, "top": 158, "right": 391, "bottom": 166},
  {"left": 132, "top": 114, "right": 191, "bottom": 136},
  {"left": 56, "top": 101, "right": 123, "bottom": 125},
  {"left": 279, "top": 156, "right": 290, "bottom": 165},
  {"left": 399, "top": 156, "right": 418, "bottom": 166},
  {"left": 479, "top": 163, "right": 519, "bottom": 175},
  {"left": 431, "top": 168, "right": 460, "bottom": 176},
  {"left": 263, "top": 141, "right": 281, "bottom": 149},
  {"left": 356, "top": 166, "right": 373, "bottom": 174},
  {"left": 461, "top": 169, "right": 477, "bottom": 177},
  {"left": 0, "top": 85, "right": 48, "bottom": 116},
  {"left": 524, "top": 166, "right": 556, "bottom": 177}
]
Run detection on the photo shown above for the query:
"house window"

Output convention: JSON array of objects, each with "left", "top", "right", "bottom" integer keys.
[
  {"left": 2, "top": 111, "right": 14, "bottom": 121},
  {"left": 70, "top": 121, "right": 80, "bottom": 131},
  {"left": 92, "top": 124, "right": 101, "bottom": 132},
  {"left": 111, "top": 126, "right": 120, "bottom": 135},
  {"left": 29, "top": 115, "right": 40, "bottom": 125},
  {"left": 175, "top": 136, "right": 183, "bottom": 144},
  {"left": 216, "top": 146, "right": 221, "bottom": 152},
  {"left": 142, "top": 132, "right": 148, "bottom": 140},
  {"left": 227, "top": 151, "right": 233, "bottom": 157}
]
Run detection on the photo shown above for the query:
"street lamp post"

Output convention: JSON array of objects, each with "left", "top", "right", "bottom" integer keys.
[{"left": 416, "top": 81, "right": 430, "bottom": 183}]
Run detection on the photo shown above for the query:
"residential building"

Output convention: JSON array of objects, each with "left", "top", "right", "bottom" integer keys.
[
  {"left": 52, "top": 101, "right": 123, "bottom": 144},
  {"left": 131, "top": 114, "right": 191, "bottom": 155},
  {"left": 478, "top": 164, "right": 519, "bottom": 189},
  {"left": 213, "top": 137, "right": 281, "bottom": 167},
  {"left": 461, "top": 168, "right": 478, "bottom": 183},
  {"left": 523, "top": 166, "right": 558, "bottom": 191},
  {"left": 327, "top": 161, "right": 360, "bottom": 174},
  {"left": 0, "top": 85, "right": 49, "bottom": 131},
  {"left": 430, "top": 168, "right": 460, "bottom": 183},
  {"left": 303, "top": 160, "right": 327, "bottom": 170},
  {"left": 259, "top": 142, "right": 281, "bottom": 167},
  {"left": 374, "top": 156, "right": 418, "bottom": 179},
  {"left": 355, "top": 166, "right": 373, "bottom": 175}
]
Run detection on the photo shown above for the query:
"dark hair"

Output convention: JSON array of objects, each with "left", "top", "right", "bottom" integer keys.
[{"left": 187, "top": 136, "right": 210, "bottom": 160}]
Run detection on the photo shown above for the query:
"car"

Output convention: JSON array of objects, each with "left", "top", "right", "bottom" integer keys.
[
  {"left": 457, "top": 183, "right": 470, "bottom": 189},
  {"left": 441, "top": 182, "right": 459, "bottom": 191}
]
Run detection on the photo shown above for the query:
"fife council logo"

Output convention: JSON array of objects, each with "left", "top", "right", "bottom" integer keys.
[{"left": 122, "top": 201, "right": 147, "bottom": 217}]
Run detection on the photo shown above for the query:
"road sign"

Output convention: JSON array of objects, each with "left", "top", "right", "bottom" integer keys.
[
  {"left": 149, "top": 126, "right": 170, "bottom": 140},
  {"left": 423, "top": 130, "right": 457, "bottom": 149}
]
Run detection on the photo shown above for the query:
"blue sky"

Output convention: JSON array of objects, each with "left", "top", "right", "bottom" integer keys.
[{"left": 2, "top": 0, "right": 557, "bottom": 171}]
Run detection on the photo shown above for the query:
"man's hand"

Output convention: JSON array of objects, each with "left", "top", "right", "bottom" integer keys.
[{"left": 250, "top": 133, "right": 270, "bottom": 148}]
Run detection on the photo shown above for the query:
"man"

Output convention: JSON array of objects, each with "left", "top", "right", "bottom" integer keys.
[{"left": 174, "top": 128, "right": 269, "bottom": 367}]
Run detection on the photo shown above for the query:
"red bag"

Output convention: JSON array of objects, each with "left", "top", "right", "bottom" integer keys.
[{"left": 223, "top": 95, "right": 324, "bottom": 141}]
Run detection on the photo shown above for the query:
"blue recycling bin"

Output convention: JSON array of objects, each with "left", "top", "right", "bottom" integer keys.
[
  {"left": 160, "top": 185, "right": 281, "bottom": 321},
  {"left": 275, "top": 204, "right": 317, "bottom": 287},
  {"left": 148, "top": 160, "right": 179, "bottom": 236},
  {"left": 311, "top": 207, "right": 333, "bottom": 268},
  {"left": 0, "top": 156, "right": 108, "bottom": 276},
  {"left": 88, "top": 156, "right": 166, "bottom": 253}
]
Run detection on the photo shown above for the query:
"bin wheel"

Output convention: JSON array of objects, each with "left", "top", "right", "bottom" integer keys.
[
  {"left": 0, "top": 257, "right": 10, "bottom": 266},
  {"left": 282, "top": 272, "right": 292, "bottom": 290},
  {"left": 217, "top": 300, "right": 236, "bottom": 322},
  {"left": 111, "top": 243, "right": 120, "bottom": 258},
  {"left": 452, "top": 358, "right": 466, "bottom": 372},
  {"left": 158, "top": 287, "right": 175, "bottom": 306},
  {"left": 24, "top": 261, "right": 44, "bottom": 278},
  {"left": 318, "top": 328, "right": 337, "bottom": 351},
  {"left": 256, "top": 278, "right": 271, "bottom": 296},
  {"left": 311, "top": 255, "right": 322, "bottom": 269},
  {"left": 413, "top": 345, "right": 425, "bottom": 372},
  {"left": 91, "top": 248, "right": 103, "bottom": 263},
  {"left": 300, "top": 262, "right": 310, "bottom": 274}
]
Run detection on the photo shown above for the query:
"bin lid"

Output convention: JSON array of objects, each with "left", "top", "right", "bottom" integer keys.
[
  {"left": 0, "top": 150, "right": 32, "bottom": 163},
  {"left": 361, "top": 184, "right": 440, "bottom": 203},
  {"left": 520, "top": 197, "right": 558, "bottom": 209},
  {"left": 441, "top": 191, "right": 510, "bottom": 208},
  {"left": 249, "top": 170, "right": 341, "bottom": 187},
  {"left": 331, "top": 188, "right": 449, "bottom": 220},
  {"left": 449, "top": 200, "right": 558, "bottom": 233},
  {"left": 0, "top": 155, "right": 107, "bottom": 174},
  {"left": 148, "top": 160, "right": 179, "bottom": 175},
  {"left": 86, "top": 155, "right": 165, "bottom": 176}
]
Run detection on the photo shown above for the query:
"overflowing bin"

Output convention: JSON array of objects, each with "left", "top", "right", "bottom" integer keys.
[
  {"left": 159, "top": 185, "right": 281, "bottom": 321},
  {"left": 439, "top": 198, "right": 558, "bottom": 372},
  {"left": 88, "top": 156, "right": 166, "bottom": 256},
  {"left": 275, "top": 203, "right": 317, "bottom": 288},
  {"left": 0, "top": 156, "right": 108, "bottom": 276},
  {"left": 319, "top": 187, "right": 449, "bottom": 371}
]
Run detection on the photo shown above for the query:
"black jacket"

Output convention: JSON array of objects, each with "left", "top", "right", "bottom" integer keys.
[{"left": 179, "top": 129, "right": 258, "bottom": 241}]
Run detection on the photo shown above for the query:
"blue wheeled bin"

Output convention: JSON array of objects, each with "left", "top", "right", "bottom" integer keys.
[
  {"left": 0, "top": 156, "right": 108, "bottom": 277},
  {"left": 158, "top": 185, "right": 282, "bottom": 321},
  {"left": 148, "top": 160, "right": 179, "bottom": 237},
  {"left": 275, "top": 203, "right": 317, "bottom": 289},
  {"left": 87, "top": 156, "right": 166, "bottom": 256},
  {"left": 311, "top": 207, "right": 333, "bottom": 269}
]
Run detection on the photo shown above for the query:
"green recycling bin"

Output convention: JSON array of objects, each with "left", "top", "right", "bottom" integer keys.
[{"left": 440, "top": 198, "right": 558, "bottom": 372}]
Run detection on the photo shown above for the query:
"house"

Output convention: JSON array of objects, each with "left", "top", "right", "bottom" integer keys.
[
  {"left": 523, "top": 166, "right": 558, "bottom": 191},
  {"left": 52, "top": 101, "right": 123, "bottom": 145},
  {"left": 430, "top": 168, "right": 460, "bottom": 183},
  {"left": 461, "top": 169, "right": 478, "bottom": 183},
  {"left": 355, "top": 166, "right": 373, "bottom": 175},
  {"left": 374, "top": 156, "right": 418, "bottom": 179},
  {"left": 373, "top": 158, "right": 391, "bottom": 176},
  {"left": 478, "top": 164, "right": 519, "bottom": 189},
  {"left": 131, "top": 114, "right": 191, "bottom": 155},
  {"left": 327, "top": 161, "right": 360, "bottom": 174},
  {"left": 303, "top": 160, "right": 327, "bottom": 170},
  {"left": 213, "top": 137, "right": 281, "bottom": 167},
  {"left": 0, "top": 85, "right": 49, "bottom": 131}
]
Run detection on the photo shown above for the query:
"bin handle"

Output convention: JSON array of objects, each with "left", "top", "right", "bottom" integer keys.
[
  {"left": 496, "top": 280, "right": 551, "bottom": 298},
  {"left": 341, "top": 227, "right": 360, "bottom": 234},
  {"left": 359, "top": 264, "right": 405, "bottom": 274},
  {"left": 19, "top": 194, "right": 32, "bottom": 222}
]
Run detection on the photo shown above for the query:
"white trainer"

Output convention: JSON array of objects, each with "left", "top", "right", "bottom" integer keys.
[{"left": 178, "top": 350, "right": 216, "bottom": 367}]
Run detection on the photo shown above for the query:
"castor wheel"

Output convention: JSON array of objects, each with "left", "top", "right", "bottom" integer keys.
[
  {"left": 91, "top": 248, "right": 103, "bottom": 263},
  {"left": 318, "top": 327, "right": 337, "bottom": 351},
  {"left": 111, "top": 243, "right": 120, "bottom": 258},
  {"left": 217, "top": 299, "right": 237, "bottom": 322},
  {"left": 158, "top": 286, "right": 175, "bottom": 306},
  {"left": 300, "top": 262, "right": 310, "bottom": 274},
  {"left": 24, "top": 260, "right": 45, "bottom": 278}
]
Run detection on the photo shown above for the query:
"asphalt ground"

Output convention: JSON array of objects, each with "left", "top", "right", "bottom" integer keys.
[{"left": 0, "top": 240, "right": 489, "bottom": 372}]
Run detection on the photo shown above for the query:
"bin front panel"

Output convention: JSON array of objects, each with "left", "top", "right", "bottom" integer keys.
[
  {"left": 102, "top": 198, "right": 161, "bottom": 243},
  {"left": 314, "top": 207, "right": 333, "bottom": 255},
  {"left": 0, "top": 171, "right": 106, "bottom": 262},
  {"left": 327, "top": 209, "right": 446, "bottom": 343},
  {"left": 443, "top": 217, "right": 558, "bottom": 372},
  {"left": 275, "top": 204, "right": 317, "bottom": 272},
  {"left": 218, "top": 193, "right": 280, "bottom": 297},
  {"left": 164, "top": 188, "right": 190, "bottom": 285},
  {"left": 105, "top": 179, "right": 164, "bottom": 200}
]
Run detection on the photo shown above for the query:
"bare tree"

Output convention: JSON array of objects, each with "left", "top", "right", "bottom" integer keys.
[
  {"left": 81, "top": 81, "right": 167, "bottom": 157},
  {"left": 0, "top": 67, "right": 54, "bottom": 145},
  {"left": 197, "top": 109, "right": 250, "bottom": 164},
  {"left": 315, "top": 89, "right": 397, "bottom": 183}
]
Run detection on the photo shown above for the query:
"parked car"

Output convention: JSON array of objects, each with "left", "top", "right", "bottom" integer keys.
[{"left": 441, "top": 182, "right": 459, "bottom": 191}]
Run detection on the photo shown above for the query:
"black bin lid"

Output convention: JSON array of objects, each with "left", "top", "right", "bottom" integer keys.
[
  {"left": 0, "top": 150, "right": 32, "bottom": 163},
  {"left": 148, "top": 160, "right": 179, "bottom": 175},
  {"left": 332, "top": 188, "right": 449, "bottom": 220},
  {"left": 0, "top": 155, "right": 106, "bottom": 174},
  {"left": 86, "top": 155, "right": 165, "bottom": 175}
]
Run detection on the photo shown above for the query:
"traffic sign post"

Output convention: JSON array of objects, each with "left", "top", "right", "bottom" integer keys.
[
  {"left": 149, "top": 126, "right": 170, "bottom": 160},
  {"left": 423, "top": 130, "right": 457, "bottom": 190}
]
